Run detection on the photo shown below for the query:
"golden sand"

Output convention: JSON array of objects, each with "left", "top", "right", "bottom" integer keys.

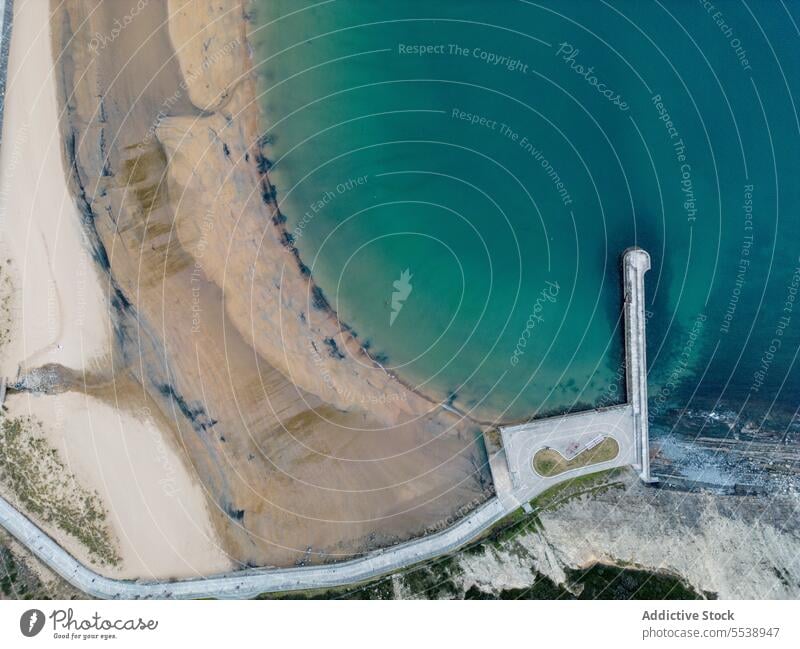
[
  {"left": 30, "top": 0, "right": 494, "bottom": 572},
  {"left": 0, "top": 0, "right": 234, "bottom": 578}
]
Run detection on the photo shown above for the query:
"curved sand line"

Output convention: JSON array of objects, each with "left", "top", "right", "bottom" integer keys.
[{"left": 41, "top": 0, "right": 493, "bottom": 570}]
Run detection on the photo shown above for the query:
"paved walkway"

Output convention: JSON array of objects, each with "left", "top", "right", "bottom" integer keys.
[
  {"left": 623, "top": 248, "right": 653, "bottom": 481},
  {"left": 497, "top": 404, "right": 636, "bottom": 509}
]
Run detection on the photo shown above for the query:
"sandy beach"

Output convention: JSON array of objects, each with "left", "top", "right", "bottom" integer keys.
[
  {"left": 0, "top": 0, "right": 233, "bottom": 578},
  {"left": 0, "top": 0, "right": 497, "bottom": 574},
  {"left": 2, "top": 389, "right": 233, "bottom": 579},
  {"left": 0, "top": 0, "right": 109, "bottom": 377}
]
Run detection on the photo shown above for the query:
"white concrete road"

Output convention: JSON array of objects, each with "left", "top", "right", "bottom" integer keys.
[
  {"left": 0, "top": 493, "right": 507, "bottom": 599},
  {"left": 499, "top": 404, "right": 636, "bottom": 509},
  {"left": 623, "top": 248, "right": 653, "bottom": 482}
]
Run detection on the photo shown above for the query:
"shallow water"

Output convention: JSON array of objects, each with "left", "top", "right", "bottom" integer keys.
[{"left": 253, "top": 1, "right": 800, "bottom": 480}]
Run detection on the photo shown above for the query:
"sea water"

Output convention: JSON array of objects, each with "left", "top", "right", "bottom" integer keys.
[{"left": 253, "top": 1, "right": 799, "bottom": 484}]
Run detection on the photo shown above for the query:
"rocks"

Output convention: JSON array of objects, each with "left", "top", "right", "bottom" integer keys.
[{"left": 12, "top": 363, "right": 76, "bottom": 394}]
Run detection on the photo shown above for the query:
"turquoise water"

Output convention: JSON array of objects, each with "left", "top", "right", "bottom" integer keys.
[{"left": 253, "top": 1, "right": 800, "bottom": 477}]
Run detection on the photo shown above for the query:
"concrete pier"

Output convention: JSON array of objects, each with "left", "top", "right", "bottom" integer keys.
[
  {"left": 495, "top": 247, "right": 655, "bottom": 499},
  {"left": 623, "top": 248, "right": 654, "bottom": 483}
]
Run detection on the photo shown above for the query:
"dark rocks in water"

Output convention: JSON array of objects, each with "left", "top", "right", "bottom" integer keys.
[
  {"left": 254, "top": 151, "right": 272, "bottom": 174},
  {"left": 371, "top": 352, "right": 389, "bottom": 365},
  {"left": 311, "top": 286, "right": 328, "bottom": 311},
  {"left": 733, "top": 483, "right": 769, "bottom": 497},
  {"left": 260, "top": 183, "right": 277, "bottom": 205},
  {"left": 256, "top": 133, "right": 274, "bottom": 148}
]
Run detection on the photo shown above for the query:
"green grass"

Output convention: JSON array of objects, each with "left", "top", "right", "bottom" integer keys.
[
  {"left": 461, "top": 468, "right": 627, "bottom": 553},
  {"left": 462, "top": 563, "right": 707, "bottom": 600},
  {"left": 0, "top": 416, "right": 119, "bottom": 567},
  {"left": 256, "top": 577, "right": 396, "bottom": 600},
  {"left": 257, "top": 556, "right": 463, "bottom": 600},
  {"left": 533, "top": 437, "right": 620, "bottom": 477}
]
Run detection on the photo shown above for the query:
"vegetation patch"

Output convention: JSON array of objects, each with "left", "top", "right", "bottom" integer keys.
[
  {"left": 0, "top": 415, "right": 120, "bottom": 567},
  {"left": 257, "top": 577, "right": 395, "bottom": 600},
  {"left": 399, "top": 555, "right": 462, "bottom": 599},
  {"left": 568, "top": 563, "right": 705, "bottom": 600},
  {"left": 0, "top": 261, "right": 14, "bottom": 348},
  {"left": 465, "top": 578, "right": 574, "bottom": 600},
  {"left": 0, "top": 534, "right": 83, "bottom": 600},
  {"left": 533, "top": 437, "right": 619, "bottom": 477},
  {"left": 531, "top": 467, "right": 626, "bottom": 514},
  {"left": 463, "top": 564, "right": 706, "bottom": 600},
  {"left": 0, "top": 546, "right": 18, "bottom": 597}
]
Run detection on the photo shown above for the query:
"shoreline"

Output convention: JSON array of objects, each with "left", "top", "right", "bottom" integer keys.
[{"left": 246, "top": 14, "right": 609, "bottom": 431}]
